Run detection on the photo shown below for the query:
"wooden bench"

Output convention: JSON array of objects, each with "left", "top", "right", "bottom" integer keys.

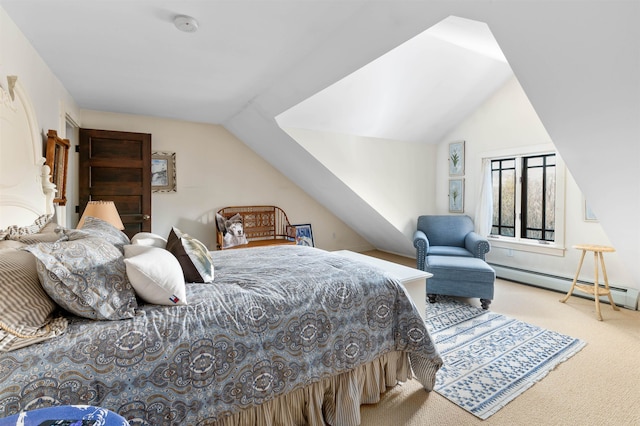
[{"left": 216, "top": 205, "right": 297, "bottom": 250}]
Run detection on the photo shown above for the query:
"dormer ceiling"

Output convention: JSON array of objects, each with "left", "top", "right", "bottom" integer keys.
[{"left": 277, "top": 16, "right": 513, "bottom": 144}]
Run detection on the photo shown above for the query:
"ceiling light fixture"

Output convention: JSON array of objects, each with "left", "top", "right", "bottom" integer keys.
[{"left": 174, "top": 15, "right": 199, "bottom": 33}]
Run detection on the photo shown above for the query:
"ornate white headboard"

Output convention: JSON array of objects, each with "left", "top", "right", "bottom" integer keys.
[{"left": 0, "top": 76, "right": 56, "bottom": 229}]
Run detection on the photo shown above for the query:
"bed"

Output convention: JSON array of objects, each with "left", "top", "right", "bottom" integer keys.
[{"left": 0, "top": 78, "right": 442, "bottom": 425}]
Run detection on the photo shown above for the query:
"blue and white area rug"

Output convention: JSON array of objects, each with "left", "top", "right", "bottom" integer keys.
[{"left": 425, "top": 297, "right": 586, "bottom": 420}]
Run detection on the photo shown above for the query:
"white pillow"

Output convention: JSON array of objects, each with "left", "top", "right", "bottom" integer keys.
[
  {"left": 131, "top": 232, "right": 168, "bottom": 248},
  {"left": 123, "top": 245, "right": 187, "bottom": 306}
]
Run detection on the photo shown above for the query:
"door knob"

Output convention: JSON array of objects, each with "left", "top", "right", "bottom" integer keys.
[{"left": 142, "top": 215, "right": 150, "bottom": 220}]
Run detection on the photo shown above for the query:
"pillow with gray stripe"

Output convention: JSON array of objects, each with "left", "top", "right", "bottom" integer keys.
[{"left": 0, "top": 246, "right": 68, "bottom": 352}]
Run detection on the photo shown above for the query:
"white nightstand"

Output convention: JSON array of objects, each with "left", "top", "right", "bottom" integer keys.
[{"left": 333, "top": 250, "right": 432, "bottom": 320}]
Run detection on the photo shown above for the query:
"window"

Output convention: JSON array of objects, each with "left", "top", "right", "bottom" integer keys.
[
  {"left": 522, "top": 154, "right": 556, "bottom": 241},
  {"left": 491, "top": 153, "right": 557, "bottom": 243},
  {"left": 491, "top": 158, "right": 516, "bottom": 237}
]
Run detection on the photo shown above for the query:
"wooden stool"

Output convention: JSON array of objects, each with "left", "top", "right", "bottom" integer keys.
[{"left": 560, "top": 244, "right": 619, "bottom": 321}]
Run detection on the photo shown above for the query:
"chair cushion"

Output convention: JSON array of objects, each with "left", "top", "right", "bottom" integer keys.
[
  {"left": 428, "top": 246, "right": 473, "bottom": 257},
  {"left": 426, "top": 255, "right": 495, "bottom": 283}
]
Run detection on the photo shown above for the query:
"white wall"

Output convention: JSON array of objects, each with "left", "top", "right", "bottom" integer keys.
[
  {"left": 0, "top": 7, "right": 80, "bottom": 178},
  {"left": 80, "top": 110, "right": 372, "bottom": 252},
  {"left": 283, "top": 127, "right": 437, "bottom": 237},
  {"left": 437, "top": 76, "right": 634, "bottom": 288},
  {"left": 1, "top": 5, "right": 370, "bottom": 253},
  {"left": 483, "top": 1, "right": 640, "bottom": 292},
  {"left": 1, "top": 7, "right": 80, "bottom": 228}
]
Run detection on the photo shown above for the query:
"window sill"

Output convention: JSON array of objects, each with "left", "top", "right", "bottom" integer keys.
[{"left": 487, "top": 237, "right": 566, "bottom": 257}]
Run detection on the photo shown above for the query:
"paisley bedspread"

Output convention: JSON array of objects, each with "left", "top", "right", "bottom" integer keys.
[{"left": 0, "top": 246, "right": 442, "bottom": 425}]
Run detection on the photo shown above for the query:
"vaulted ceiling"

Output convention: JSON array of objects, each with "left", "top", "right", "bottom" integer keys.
[
  {"left": 277, "top": 16, "right": 512, "bottom": 144},
  {"left": 2, "top": 1, "right": 639, "bottom": 286},
  {"left": 1, "top": 2, "right": 507, "bottom": 146}
]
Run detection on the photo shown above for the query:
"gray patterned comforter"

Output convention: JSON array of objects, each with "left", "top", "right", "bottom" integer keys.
[{"left": 0, "top": 246, "right": 441, "bottom": 425}]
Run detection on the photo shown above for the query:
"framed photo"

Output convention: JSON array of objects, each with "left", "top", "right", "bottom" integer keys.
[
  {"left": 294, "top": 224, "right": 314, "bottom": 247},
  {"left": 152, "top": 151, "right": 176, "bottom": 193},
  {"left": 449, "top": 140, "right": 465, "bottom": 176},
  {"left": 584, "top": 199, "right": 598, "bottom": 222},
  {"left": 449, "top": 178, "right": 464, "bottom": 213}
]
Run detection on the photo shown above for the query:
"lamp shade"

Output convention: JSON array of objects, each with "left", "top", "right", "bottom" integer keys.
[{"left": 78, "top": 200, "right": 125, "bottom": 230}]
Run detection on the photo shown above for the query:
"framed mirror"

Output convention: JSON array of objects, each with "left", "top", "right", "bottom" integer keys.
[{"left": 45, "top": 129, "right": 70, "bottom": 205}]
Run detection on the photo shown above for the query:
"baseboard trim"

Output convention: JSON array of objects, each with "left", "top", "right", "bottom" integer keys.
[{"left": 489, "top": 263, "right": 639, "bottom": 310}]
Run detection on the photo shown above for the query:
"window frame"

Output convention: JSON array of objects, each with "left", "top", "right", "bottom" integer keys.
[
  {"left": 520, "top": 153, "right": 556, "bottom": 242},
  {"left": 484, "top": 144, "right": 566, "bottom": 257}
]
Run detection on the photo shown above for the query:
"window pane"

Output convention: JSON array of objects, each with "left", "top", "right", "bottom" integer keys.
[
  {"left": 502, "top": 170, "right": 515, "bottom": 227},
  {"left": 502, "top": 159, "right": 515, "bottom": 169},
  {"left": 491, "top": 158, "right": 516, "bottom": 237},
  {"left": 545, "top": 166, "right": 556, "bottom": 230},
  {"left": 526, "top": 167, "right": 543, "bottom": 230},
  {"left": 526, "top": 229, "right": 542, "bottom": 239},
  {"left": 527, "top": 156, "right": 544, "bottom": 167},
  {"left": 492, "top": 173, "right": 500, "bottom": 224}
]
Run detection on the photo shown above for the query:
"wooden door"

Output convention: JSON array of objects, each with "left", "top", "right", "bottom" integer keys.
[{"left": 79, "top": 129, "right": 151, "bottom": 238}]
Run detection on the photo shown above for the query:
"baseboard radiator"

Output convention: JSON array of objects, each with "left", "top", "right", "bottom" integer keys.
[{"left": 489, "top": 263, "right": 639, "bottom": 310}]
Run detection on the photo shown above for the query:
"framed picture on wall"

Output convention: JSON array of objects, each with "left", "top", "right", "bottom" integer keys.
[
  {"left": 449, "top": 140, "right": 465, "bottom": 176},
  {"left": 152, "top": 151, "right": 176, "bottom": 193},
  {"left": 449, "top": 178, "right": 464, "bottom": 213},
  {"left": 584, "top": 199, "right": 598, "bottom": 222},
  {"left": 294, "top": 224, "right": 314, "bottom": 247}
]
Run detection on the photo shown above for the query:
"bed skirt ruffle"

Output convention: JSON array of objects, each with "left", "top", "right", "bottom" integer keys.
[{"left": 211, "top": 351, "right": 426, "bottom": 426}]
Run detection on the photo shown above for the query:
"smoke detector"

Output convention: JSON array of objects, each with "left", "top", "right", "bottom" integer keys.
[{"left": 174, "top": 15, "right": 199, "bottom": 33}]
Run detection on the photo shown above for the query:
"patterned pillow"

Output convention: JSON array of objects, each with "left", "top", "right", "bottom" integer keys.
[
  {"left": 26, "top": 237, "right": 138, "bottom": 320},
  {"left": 66, "top": 216, "right": 130, "bottom": 252},
  {"left": 166, "top": 227, "right": 214, "bottom": 283},
  {"left": 0, "top": 214, "right": 54, "bottom": 240},
  {"left": 123, "top": 245, "right": 187, "bottom": 305},
  {"left": 0, "top": 246, "right": 68, "bottom": 351}
]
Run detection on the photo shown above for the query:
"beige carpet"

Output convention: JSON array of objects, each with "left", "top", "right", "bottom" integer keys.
[{"left": 359, "top": 251, "right": 640, "bottom": 425}]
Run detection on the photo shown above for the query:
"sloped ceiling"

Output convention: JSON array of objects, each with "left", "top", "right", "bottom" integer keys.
[
  {"left": 0, "top": 0, "right": 370, "bottom": 124},
  {"left": 276, "top": 16, "right": 513, "bottom": 145},
  {"left": 2, "top": 1, "right": 639, "bottom": 287}
]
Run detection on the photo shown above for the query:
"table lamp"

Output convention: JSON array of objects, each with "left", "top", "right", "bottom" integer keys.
[{"left": 77, "top": 200, "right": 125, "bottom": 230}]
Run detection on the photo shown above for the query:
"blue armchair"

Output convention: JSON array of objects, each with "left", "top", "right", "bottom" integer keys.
[
  {"left": 414, "top": 215, "right": 490, "bottom": 269},
  {"left": 413, "top": 215, "right": 495, "bottom": 309}
]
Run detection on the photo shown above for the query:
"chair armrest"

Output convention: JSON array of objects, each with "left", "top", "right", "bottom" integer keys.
[
  {"left": 413, "top": 230, "right": 429, "bottom": 270},
  {"left": 465, "top": 232, "right": 491, "bottom": 260}
]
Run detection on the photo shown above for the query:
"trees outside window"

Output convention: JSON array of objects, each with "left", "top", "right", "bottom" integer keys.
[{"left": 491, "top": 153, "right": 556, "bottom": 242}]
